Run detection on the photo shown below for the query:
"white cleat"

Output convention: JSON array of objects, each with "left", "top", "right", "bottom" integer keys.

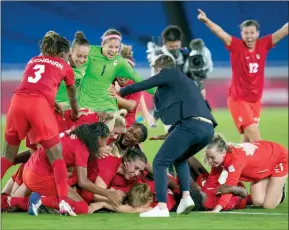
[
  {"left": 59, "top": 200, "right": 77, "bottom": 216},
  {"left": 139, "top": 206, "right": 170, "bottom": 217},
  {"left": 176, "top": 196, "right": 195, "bottom": 215}
]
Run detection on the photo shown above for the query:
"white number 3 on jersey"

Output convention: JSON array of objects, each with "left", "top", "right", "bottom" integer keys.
[
  {"left": 28, "top": 64, "right": 45, "bottom": 83},
  {"left": 249, "top": 62, "right": 259, "bottom": 74}
]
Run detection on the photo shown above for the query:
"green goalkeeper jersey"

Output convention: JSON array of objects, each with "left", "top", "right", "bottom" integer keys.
[
  {"left": 55, "top": 61, "right": 89, "bottom": 109},
  {"left": 78, "top": 45, "right": 153, "bottom": 112}
]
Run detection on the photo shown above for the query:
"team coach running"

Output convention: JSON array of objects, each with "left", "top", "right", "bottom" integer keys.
[{"left": 118, "top": 54, "right": 218, "bottom": 217}]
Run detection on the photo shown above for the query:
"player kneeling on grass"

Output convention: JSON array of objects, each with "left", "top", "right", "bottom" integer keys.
[
  {"left": 203, "top": 133, "right": 287, "bottom": 212},
  {"left": 1, "top": 123, "right": 122, "bottom": 216}
]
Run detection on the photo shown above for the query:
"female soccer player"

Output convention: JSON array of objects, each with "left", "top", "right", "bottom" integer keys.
[
  {"left": 2, "top": 32, "right": 78, "bottom": 210},
  {"left": 3, "top": 123, "right": 123, "bottom": 215},
  {"left": 198, "top": 9, "right": 288, "bottom": 143},
  {"left": 204, "top": 133, "right": 288, "bottom": 212},
  {"left": 55, "top": 31, "right": 90, "bottom": 110},
  {"left": 78, "top": 28, "right": 154, "bottom": 112}
]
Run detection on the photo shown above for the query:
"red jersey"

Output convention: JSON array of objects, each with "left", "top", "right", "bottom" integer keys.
[
  {"left": 215, "top": 140, "right": 286, "bottom": 208},
  {"left": 87, "top": 156, "right": 122, "bottom": 186},
  {"left": 226, "top": 35, "right": 274, "bottom": 102},
  {"left": 25, "top": 133, "right": 89, "bottom": 176},
  {"left": 16, "top": 56, "right": 75, "bottom": 106},
  {"left": 65, "top": 109, "right": 99, "bottom": 129},
  {"left": 119, "top": 80, "right": 141, "bottom": 128}
]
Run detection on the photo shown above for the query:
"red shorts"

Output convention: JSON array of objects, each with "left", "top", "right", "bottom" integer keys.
[
  {"left": 23, "top": 167, "right": 58, "bottom": 197},
  {"left": 227, "top": 96, "right": 261, "bottom": 134},
  {"left": 11, "top": 163, "right": 25, "bottom": 186},
  {"left": 5, "top": 94, "right": 60, "bottom": 149},
  {"left": 272, "top": 144, "right": 288, "bottom": 177}
]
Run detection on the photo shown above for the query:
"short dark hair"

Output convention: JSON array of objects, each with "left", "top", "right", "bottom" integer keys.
[
  {"left": 162, "top": 25, "right": 183, "bottom": 43},
  {"left": 239, "top": 20, "right": 260, "bottom": 31},
  {"left": 151, "top": 54, "right": 175, "bottom": 69},
  {"left": 131, "top": 123, "right": 148, "bottom": 142}
]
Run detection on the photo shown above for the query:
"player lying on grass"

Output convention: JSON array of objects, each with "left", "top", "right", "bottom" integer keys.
[
  {"left": 2, "top": 121, "right": 146, "bottom": 201},
  {"left": 1, "top": 123, "right": 123, "bottom": 216},
  {"left": 186, "top": 156, "right": 251, "bottom": 212},
  {"left": 24, "top": 147, "right": 148, "bottom": 216},
  {"left": 77, "top": 28, "right": 155, "bottom": 113},
  {"left": 198, "top": 9, "right": 288, "bottom": 143},
  {"left": 55, "top": 31, "right": 90, "bottom": 110},
  {"left": 204, "top": 133, "right": 288, "bottom": 212},
  {"left": 2, "top": 32, "right": 79, "bottom": 211}
]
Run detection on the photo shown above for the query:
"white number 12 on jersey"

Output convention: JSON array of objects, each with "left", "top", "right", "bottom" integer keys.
[
  {"left": 28, "top": 64, "right": 45, "bottom": 83},
  {"left": 249, "top": 63, "right": 259, "bottom": 74}
]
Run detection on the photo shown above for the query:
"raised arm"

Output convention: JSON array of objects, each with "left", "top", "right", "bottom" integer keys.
[
  {"left": 272, "top": 22, "right": 288, "bottom": 45},
  {"left": 197, "top": 9, "right": 232, "bottom": 46}
]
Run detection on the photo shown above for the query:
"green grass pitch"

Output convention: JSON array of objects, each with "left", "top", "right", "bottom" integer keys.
[{"left": 1, "top": 108, "right": 288, "bottom": 229}]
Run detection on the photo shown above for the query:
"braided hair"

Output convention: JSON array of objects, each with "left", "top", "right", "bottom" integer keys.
[{"left": 70, "top": 122, "right": 110, "bottom": 157}]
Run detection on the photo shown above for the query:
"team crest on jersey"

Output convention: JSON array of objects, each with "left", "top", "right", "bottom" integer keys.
[
  {"left": 256, "top": 54, "right": 260, "bottom": 59},
  {"left": 228, "top": 165, "right": 235, "bottom": 172},
  {"left": 114, "top": 60, "right": 118, "bottom": 66},
  {"left": 81, "top": 71, "right": 85, "bottom": 76}
]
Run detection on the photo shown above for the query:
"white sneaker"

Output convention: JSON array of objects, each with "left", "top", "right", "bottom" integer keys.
[
  {"left": 59, "top": 200, "right": 77, "bottom": 216},
  {"left": 140, "top": 206, "right": 170, "bottom": 217},
  {"left": 176, "top": 196, "right": 195, "bottom": 215}
]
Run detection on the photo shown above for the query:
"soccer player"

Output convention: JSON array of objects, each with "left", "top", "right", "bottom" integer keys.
[
  {"left": 204, "top": 133, "right": 288, "bottom": 212},
  {"left": 2, "top": 32, "right": 79, "bottom": 210},
  {"left": 3, "top": 123, "right": 122, "bottom": 215},
  {"left": 56, "top": 31, "right": 90, "bottom": 110},
  {"left": 78, "top": 29, "right": 154, "bottom": 112},
  {"left": 77, "top": 148, "right": 148, "bottom": 205},
  {"left": 198, "top": 9, "right": 289, "bottom": 142}
]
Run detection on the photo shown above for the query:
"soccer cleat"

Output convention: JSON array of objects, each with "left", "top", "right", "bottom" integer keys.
[
  {"left": 176, "top": 196, "right": 195, "bottom": 215},
  {"left": 280, "top": 183, "right": 287, "bottom": 204},
  {"left": 139, "top": 206, "right": 170, "bottom": 217},
  {"left": 59, "top": 200, "right": 77, "bottom": 216},
  {"left": 28, "top": 192, "right": 42, "bottom": 216}
]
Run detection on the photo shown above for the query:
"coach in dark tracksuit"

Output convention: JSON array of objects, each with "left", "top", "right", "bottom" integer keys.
[{"left": 119, "top": 55, "right": 217, "bottom": 218}]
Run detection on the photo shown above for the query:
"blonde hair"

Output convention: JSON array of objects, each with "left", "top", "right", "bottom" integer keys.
[
  {"left": 110, "top": 142, "right": 121, "bottom": 157},
  {"left": 127, "top": 183, "right": 153, "bottom": 208},
  {"left": 104, "top": 109, "right": 127, "bottom": 131},
  {"left": 120, "top": 44, "right": 133, "bottom": 59}
]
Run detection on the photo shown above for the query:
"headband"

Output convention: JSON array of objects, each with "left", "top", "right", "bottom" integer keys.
[
  {"left": 126, "top": 58, "right": 135, "bottom": 67},
  {"left": 102, "top": 34, "right": 122, "bottom": 41}
]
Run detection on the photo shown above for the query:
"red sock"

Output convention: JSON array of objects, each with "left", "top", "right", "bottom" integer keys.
[
  {"left": 1, "top": 194, "right": 9, "bottom": 209},
  {"left": 66, "top": 199, "right": 88, "bottom": 214},
  {"left": 41, "top": 196, "right": 59, "bottom": 209},
  {"left": 10, "top": 197, "right": 29, "bottom": 211},
  {"left": 1, "top": 157, "right": 13, "bottom": 179},
  {"left": 52, "top": 159, "right": 68, "bottom": 200}
]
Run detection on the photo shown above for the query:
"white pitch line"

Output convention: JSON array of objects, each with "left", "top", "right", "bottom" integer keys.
[{"left": 215, "top": 211, "right": 288, "bottom": 216}]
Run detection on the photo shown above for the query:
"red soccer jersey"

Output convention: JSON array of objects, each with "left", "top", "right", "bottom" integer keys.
[
  {"left": 118, "top": 80, "right": 141, "bottom": 128},
  {"left": 16, "top": 56, "right": 75, "bottom": 106},
  {"left": 65, "top": 109, "right": 99, "bottom": 129},
  {"left": 216, "top": 140, "right": 284, "bottom": 208},
  {"left": 87, "top": 156, "right": 122, "bottom": 186},
  {"left": 226, "top": 35, "right": 274, "bottom": 102},
  {"left": 25, "top": 133, "right": 89, "bottom": 176}
]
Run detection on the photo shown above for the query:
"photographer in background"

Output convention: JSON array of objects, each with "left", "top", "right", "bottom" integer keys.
[{"left": 183, "top": 39, "right": 213, "bottom": 110}]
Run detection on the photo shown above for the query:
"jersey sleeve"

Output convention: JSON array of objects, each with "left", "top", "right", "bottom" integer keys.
[
  {"left": 259, "top": 34, "right": 275, "bottom": 51},
  {"left": 225, "top": 36, "right": 242, "bottom": 53},
  {"left": 74, "top": 145, "right": 89, "bottom": 168},
  {"left": 117, "top": 59, "right": 155, "bottom": 95},
  {"left": 217, "top": 157, "right": 245, "bottom": 208},
  {"left": 63, "top": 66, "right": 75, "bottom": 87},
  {"left": 203, "top": 166, "right": 222, "bottom": 189},
  {"left": 125, "top": 90, "right": 142, "bottom": 105},
  {"left": 97, "top": 156, "right": 121, "bottom": 186}
]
